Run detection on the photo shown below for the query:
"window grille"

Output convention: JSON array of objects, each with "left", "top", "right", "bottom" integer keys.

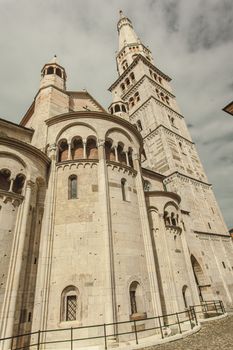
[{"left": 66, "top": 295, "right": 77, "bottom": 321}]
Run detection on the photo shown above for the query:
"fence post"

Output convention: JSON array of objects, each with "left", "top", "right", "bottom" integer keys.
[
  {"left": 71, "top": 327, "right": 73, "bottom": 350},
  {"left": 133, "top": 320, "right": 138, "bottom": 345},
  {"left": 158, "top": 316, "right": 164, "bottom": 339},
  {"left": 214, "top": 300, "right": 218, "bottom": 314},
  {"left": 220, "top": 300, "right": 225, "bottom": 314},
  {"left": 193, "top": 307, "right": 198, "bottom": 325},
  {"left": 103, "top": 323, "right": 107, "bottom": 350},
  {"left": 187, "top": 309, "right": 193, "bottom": 329},
  {"left": 37, "top": 330, "right": 41, "bottom": 350},
  {"left": 176, "top": 313, "right": 182, "bottom": 334}
]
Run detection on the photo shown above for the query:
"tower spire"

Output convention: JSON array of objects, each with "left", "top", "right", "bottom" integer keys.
[{"left": 116, "top": 12, "right": 154, "bottom": 76}]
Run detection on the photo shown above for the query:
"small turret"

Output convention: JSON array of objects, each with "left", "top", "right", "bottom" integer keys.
[
  {"left": 40, "top": 55, "right": 67, "bottom": 90},
  {"left": 108, "top": 91, "right": 129, "bottom": 120}
]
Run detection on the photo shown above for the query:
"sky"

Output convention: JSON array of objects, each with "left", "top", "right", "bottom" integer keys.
[{"left": 0, "top": 0, "right": 233, "bottom": 228}]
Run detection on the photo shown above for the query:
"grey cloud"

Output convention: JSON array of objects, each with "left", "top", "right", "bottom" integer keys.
[{"left": 0, "top": 0, "right": 233, "bottom": 228}]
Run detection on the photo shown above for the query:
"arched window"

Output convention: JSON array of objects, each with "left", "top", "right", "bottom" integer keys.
[
  {"left": 121, "top": 178, "right": 126, "bottom": 201},
  {"left": 114, "top": 104, "right": 120, "bottom": 113},
  {"left": 0, "top": 169, "right": 11, "bottom": 191},
  {"left": 117, "top": 144, "right": 127, "bottom": 165},
  {"left": 122, "top": 105, "right": 126, "bottom": 113},
  {"left": 149, "top": 69, "right": 153, "bottom": 77},
  {"left": 68, "top": 175, "right": 77, "bottom": 199},
  {"left": 171, "top": 212, "right": 176, "bottom": 226},
  {"left": 86, "top": 138, "right": 98, "bottom": 159},
  {"left": 120, "top": 83, "right": 125, "bottom": 91},
  {"left": 128, "top": 148, "right": 134, "bottom": 168},
  {"left": 130, "top": 72, "right": 135, "bottom": 81},
  {"left": 129, "top": 281, "right": 144, "bottom": 316},
  {"left": 134, "top": 92, "right": 140, "bottom": 102},
  {"left": 110, "top": 107, "right": 113, "bottom": 114},
  {"left": 105, "top": 140, "right": 115, "bottom": 161},
  {"left": 129, "top": 97, "right": 134, "bottom": 108},
  {"left": 56, "top": 68, "right": 62, "bottom": 77},
  {"left": 122, "top": 60, "right": 128, "bottom": 71},
  {"left": 136, "top": 120, "right": 142, "bottom": 131},
  {"left": 125, "top": 78, "right": 130, "bottom": 86},
  {"left": 58, "top": 140, "right": 68, "bottom": 162},
  {"left": 72, "top": 139, "right": 83, "bottom": 160},
  {"left": 12, "top": 174, "right": 25, "bottom": 194},
  {"left": 154, "top": 73, "right": 157, "bottom": 81},
  {"left": 164, "top": 211, "right": 170, "bottom": 226},
  {"left": 61, "top": 286, "right": 78, "bottom": 322},
  {"left": 47, "top": 66, "right": 54, "bottom": 75},
  {"left": 159, "top": 76, "right": 162, "bottom": 84}
]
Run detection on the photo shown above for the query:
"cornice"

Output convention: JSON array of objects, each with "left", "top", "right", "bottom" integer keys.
[
  {"left": 145, "top": 190, "right": 181, "bottom": 204},
  {"left": 164, "top": 171, "right": 211, "bottom": 187},
  {"left": 109, "top": 54, "right": 171, "bottom": 91},
  {"left": 0, "top": 136, "right": 50, "bottom": 165},
  {"left": 0, "top": 118, "right": 34, "bottom": 135},
  {"left": 45, "top": 111, "right": 143, "bottom": 148},
  {"left": 129, "top": 95, "right": 184, "bottom": 120},
  {"left": 144, "top": 124, "right": 194, "bottom": 145}
]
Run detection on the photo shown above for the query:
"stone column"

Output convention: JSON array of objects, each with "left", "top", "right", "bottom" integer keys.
[
  {"left": 156, "top": 217, "right": 180, "bottom": 314},
  {"left": 125, "top": 152, "right": 129, "bottom": 166},
  {"left": 133, "top": 154, "right": 162, "bottom": 317},
  {"left": 83, "top": 139, "right": 87, "bottom": 159},
  {"left": 97, "top": 139, "right": 117, "bottom": 330},
  {"left": 68, "top": 142, "right": 72, "bottom": 160},
  {"left": 1, "top": 180, "right": 34, "bottom": 350},
  {"left": 30, "top": 144, "right": 57, "bottom": 347},
  {"left": 114, "top": 146, "right": 118, "bottom": 162},
  {"left": 9, "top": 179, "right": 14, "bottom": 192}
]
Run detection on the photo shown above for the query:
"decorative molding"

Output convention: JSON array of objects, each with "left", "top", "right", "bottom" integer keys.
[
  {"left": 0, "top": 136, "right": 50, "bottom": 165},
  {"left": 163, "top": 171, "right": 211, "bottom": 189},
  {"left": 0, "top": 189, "right": 24, "bottom": 206},
  {"left": 56, "top": 159, "right": 99, "bottom": 171},
  {"left": 106, "top": 161, "right": 137, "bottom": 176}
]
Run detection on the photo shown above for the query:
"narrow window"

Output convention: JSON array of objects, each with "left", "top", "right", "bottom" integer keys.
[
  {"left": 69, "top": 175, "right": 77, "bottom": 199},
  {"left": 56, "top": 68, "right": 62, "bottom": 77},
  {"left": 122, "top": 105, "right": 126, "bottom": 113},
  {"left": 130, "top": 290, "right": 137, "bottom": 314},
  {"left": 66, "top": 295, "right": 77, "bottom": 321},
  {"left": 47, "top": 66, "right": 54, "bottom": 75},
  {"left": 115, "top": 104, "right": 120, "bottom": 113},
  {"left": 130, "top": 72, "right": 135, "bottom": 81},
  {"left": 136, "top": 120, "right": 142, "bottom": 131},
  {"left": 208, "top": 222, "right": 211, "bottom": 229},
  {"left": 222, "top": 261, "right": 226, "bottom": 269}
]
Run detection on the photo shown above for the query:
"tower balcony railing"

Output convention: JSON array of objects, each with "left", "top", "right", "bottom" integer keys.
[{"left": 0, "top": 300, "right": 226, "bottom": 350}]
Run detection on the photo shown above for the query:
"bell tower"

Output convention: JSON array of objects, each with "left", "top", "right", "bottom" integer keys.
[{"left": 109, "top": 12, "right": 229, "bottom": 242}]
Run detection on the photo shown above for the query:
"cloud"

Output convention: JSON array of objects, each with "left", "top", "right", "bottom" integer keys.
[{"left": 0, "top": 0, "right": 233, "bottom": 227}]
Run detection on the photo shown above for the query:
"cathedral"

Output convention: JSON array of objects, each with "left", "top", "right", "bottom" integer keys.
[{"left": 0, "top": 11, "right": 233, "bottom": 349}]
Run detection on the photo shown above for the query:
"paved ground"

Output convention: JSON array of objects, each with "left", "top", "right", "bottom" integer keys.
[{"left": 143, "top": 314, "right": 233, "bottom": 350}]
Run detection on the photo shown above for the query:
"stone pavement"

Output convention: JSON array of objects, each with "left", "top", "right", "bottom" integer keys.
[{"left": 142, "top": 315, "right": 233, "bottom": 350}]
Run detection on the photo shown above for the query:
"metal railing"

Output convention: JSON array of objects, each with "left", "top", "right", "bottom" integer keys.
[{"left": 0, "top": 300, "right": 225, "bottom": 350}]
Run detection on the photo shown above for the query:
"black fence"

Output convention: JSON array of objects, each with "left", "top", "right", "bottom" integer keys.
[{"left": 0, "top": 300, "right": 225, "bottom": 350}]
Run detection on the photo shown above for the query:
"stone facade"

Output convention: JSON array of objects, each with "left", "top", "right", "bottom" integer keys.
[{"left": 0, "top": 12, "right": 233, "bottom": 349}]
